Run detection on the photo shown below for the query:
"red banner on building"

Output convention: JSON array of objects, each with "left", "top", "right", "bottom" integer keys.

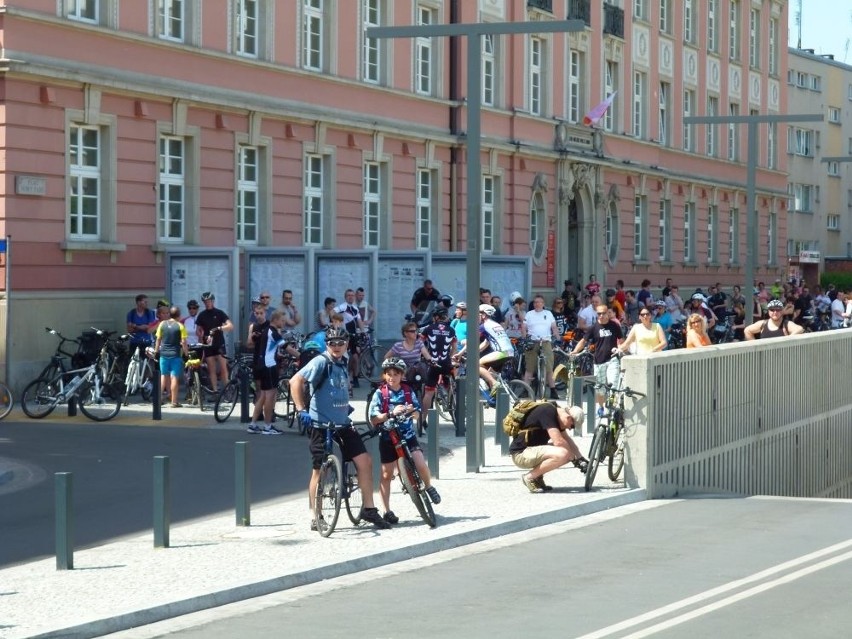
[{"left": 546, "top": 230, "right": 556, "bottom": 287}]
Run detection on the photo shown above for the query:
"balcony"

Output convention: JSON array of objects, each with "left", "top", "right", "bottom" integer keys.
[
  {"left": 603, "top": 3, "right": 624, "bottom": 38},
  {"left": 567, "top": 0, "right": 591, "bottom": 26},
  {"left": 527, "top": 0, "right": 553, "bottom": 13}
]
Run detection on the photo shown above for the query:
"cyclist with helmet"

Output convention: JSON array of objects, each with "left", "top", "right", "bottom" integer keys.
[
  {"left": 368, "top": 357, "right": 440, "bottom": 525},
  {"left": 290, "top": 326, "right": 390, "bottom": 530},
  {"left": 419, "top": 305, "right": 457, "bottom": 423},
  {"left": 456, "top": 304, "right": 515, "bottom": 402},
  {"left": 688, "top": 293, "right": 716, "bottom": 330},
  {"left": 195, "top": 291, "right": 234, "bottom": 393},
  {"left": 450, "top": 302, "right": 468, "bottom": 353},
  {"left": 743, "top": 298, "right": 804, "bottom": 339}
]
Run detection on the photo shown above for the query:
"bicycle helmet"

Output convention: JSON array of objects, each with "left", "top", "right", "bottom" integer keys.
[
  {"left": 201, "top": 291, "right": 215, "bottom": 301},
  {"left": 381, "top": 356, "right": 407, "bottom": 373},
  {"left": 432, "top": 305, "right": 449, "bottom": 319},
  {"left": 456, "top": 301, "right": 467, "bottom": 310},
  {"left": 478, "top": 303, "right": 496, "bottom": 317},
  {"left": 439, "top": 294, "right": 454, "bottom": 308},
  {"left": 691, "top": 293, "right": 706, "bottom": 302},
  {"left": 325, "top": 326, "right": 350, "bottom": 341},
  {"left": 767, "top": 299, "right": 784, "bottom": 310}
]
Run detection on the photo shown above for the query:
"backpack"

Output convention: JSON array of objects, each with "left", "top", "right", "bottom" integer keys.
[
  {"left": 379, "top": 383, "right": 414, "bottom": 413},
  {"left": 502, "top": 400, "right": 548, "bottom": 438}
]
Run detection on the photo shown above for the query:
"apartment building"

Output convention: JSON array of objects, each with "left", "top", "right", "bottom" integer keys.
[
  {"left": 0, "top": 0, "right": 789, "bottom": 380},
  {"left": 786, "top": 47, "right": 852, "bottom": 285}
]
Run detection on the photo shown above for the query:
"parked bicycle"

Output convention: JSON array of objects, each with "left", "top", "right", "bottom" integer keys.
[
  {"left": 21, "top": 327, "right": 124, "bottom": 421},
  {"left": 123, "top": 344, "right": 155, "bottom": 404},
  {"left": 356, "top": 328, "right": 383, "bottom": 380},
  {"left": 312, "top": 421, "right": 377, "bottom": 537},
  {"left": 184, "top": 344, "right": 217, "bottom": 410},
  {"left": 553, "top": 348, "right": 593, "bottom": 405},
  {"left": 0, "top": 381, "right": 13, "bottom": 420},
  {"left": 379, "top": 413, "right": 437, "bottom": 528},
  {"left": 213, "top": 354, "right": 257, "bottom": 423}
]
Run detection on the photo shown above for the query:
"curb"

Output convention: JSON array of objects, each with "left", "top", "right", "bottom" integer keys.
[{"left": 33, "top": 489, "right": 645, "bottom": 639}]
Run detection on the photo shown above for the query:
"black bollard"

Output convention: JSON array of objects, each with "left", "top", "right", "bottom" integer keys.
[
  {"left": 239, "top": 367, "right": 250, "bottom": 423},
  {"left": 235, "top": 441, "right": 250, "bottom": 526},
  {"left": 495, "top": 389, "right": 510, "bottom": 455},
  {"left": 153, "top": 456, "right": 170, "bottom": 548},
  {"left": 455, "top": 376, "right": 466, "bottom": 437},
  {"left": 55, "top": 472, "right": 73, "bottom": 570},
  {"left": 152, "top": 364, "right": 162, "bottom": 421}
]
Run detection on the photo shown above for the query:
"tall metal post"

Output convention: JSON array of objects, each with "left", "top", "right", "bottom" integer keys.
[{"left": 55, "top": 472, "right": 73, "bottom": 570}]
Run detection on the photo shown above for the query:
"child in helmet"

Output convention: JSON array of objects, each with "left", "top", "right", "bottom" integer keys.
[{"left": 368, "top": 357, "right": 441, "bottom": 525}]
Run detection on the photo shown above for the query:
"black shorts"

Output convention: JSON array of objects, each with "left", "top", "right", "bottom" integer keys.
[
  {"left": 257, "top": 366, "right": 278, "bottom": 391},
  {"left": 424, "top": 361, "right": 453, "bottom": 389},
  {"left": 379, "top": 435, "right": 421, "bottom": 464},
  {"left": 309, "top": 425, "right": 367, "bottom": 470}
]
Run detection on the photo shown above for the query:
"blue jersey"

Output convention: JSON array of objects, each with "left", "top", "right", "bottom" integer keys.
[
  {"left": 297, "top": 351, "right": 350, "bottom": 424},
  {"left": 368, "top": 384, "right": 421, "bottom": 442}
]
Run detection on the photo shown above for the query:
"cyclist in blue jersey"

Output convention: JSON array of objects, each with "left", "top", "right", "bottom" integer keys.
[{"left": 456, "top": 304, "right": 514, "bottom": 398}]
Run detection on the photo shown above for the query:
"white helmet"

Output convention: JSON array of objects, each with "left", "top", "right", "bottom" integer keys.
[{"left": 478, "top": 304, "right": 496, "bottom": 317}]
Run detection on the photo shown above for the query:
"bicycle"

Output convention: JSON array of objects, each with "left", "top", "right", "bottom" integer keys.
[
  {"left": 213, "top": 354, "right": 257, "bottom": 423},
  {"left": 0, "top": 381, "right": 13, "bottom": 420},
  {"left": 553, "top": 348, "right": 593, "bottom": 405},
  {"left": 21, "top": 328, "right": 124, "bottom": 421},
  {"left": 312, "top": 420, "right": 377, "bottom": 537},
  {"left": 523, "top": 337, "right": 556, "bottom": 400},
  {"left": 431, "top": 361, "right": 457, "bottom": 427},
  {"left": 356, "top": 329, "right": 383, "bottom": 380},
  {"left": 123, "top": 343, "right": 155, "bottom": 404},
  {"left": 184, "top": 344, "right": 217, "bottom": 410},
  {"left": 583, "top": 361, "right": 646, "bottom": 491},
  {"left": 380, "top": 414, "right": 437, "bottom": 528},
  {"left": 456, "top": 355, "right": 534, "bottom": 405},
  {"left": 22, "top": 327, "right": 80, "bottom": 392}
]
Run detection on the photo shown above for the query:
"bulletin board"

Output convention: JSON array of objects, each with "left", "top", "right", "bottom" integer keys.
[
  {"left": 316, "top": 253, "right": 373, "bottom": 323},
  {"left": 375, "top": 253, "right": 427, "bottom": 341},
  {"left": 482, "top": 256, "right": 531, "bottom": 308},
  {"left": 246, "top": 250, "right": 310, "bottom": 332}
]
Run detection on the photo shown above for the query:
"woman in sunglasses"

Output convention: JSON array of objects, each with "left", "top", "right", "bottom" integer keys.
[{"left": 615, "top": 307, "right": 667, "bottom": 355}]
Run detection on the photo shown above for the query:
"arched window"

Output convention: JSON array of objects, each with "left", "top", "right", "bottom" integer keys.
[
  {"left": 530, "top": 191, "right": 546, "bottom": 264},
  {"left": 606, "top": 200, "right": 619, "bottom": 265}
]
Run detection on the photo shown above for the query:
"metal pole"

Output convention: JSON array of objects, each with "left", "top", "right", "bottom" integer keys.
[
  {"left": 153, "top": 455, "right": 170, "bottom": 548},
  {"left": 235, "top": 441, "right": 250, "bottom": 526},
  {"left": 495, "top": 389, "right": 510, "bottom": 455},
  {"left": 426, "top": 408, "right": 439, "bottom": 479},
  {"left": 745, "top": 122, "right": 758, "bottom": 324},
  {"left": 152, "top": 363, "right": 162, "bottom": 421},
  {"left": 4, "top": 235, "right": 10, "bottom": 386},
  {"left": 455, "top": 376, "right": 466, "bottom": 437},
  {"left": 55, "top": 472, "right": 73, "bottom": 570}
]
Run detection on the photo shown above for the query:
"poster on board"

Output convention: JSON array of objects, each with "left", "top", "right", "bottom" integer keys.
[
  {"left": 247, "top": 254, "right": 308, "bottom": 332},
  {"left": 376, "top": 257, "right": 426, "bottom": 340},
  {"left": 316, "top": 256, "right": 371, "bottom": 322}
]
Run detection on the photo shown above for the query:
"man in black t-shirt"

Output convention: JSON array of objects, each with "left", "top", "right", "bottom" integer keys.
[
  {"left": 195, "top": 292, "right": 234, "bottom": 393},
  {"left": 509, "top": 402, "right": 586, "bottom": 492},
  {"left": 571, "top": 303, "right": 623, "bottom": 416},
  {"left": 419, "top": 306, "right": 457, "bottom": 422},
  {"left": 410, "top": 279, "right": 440, "bottom": 314}
]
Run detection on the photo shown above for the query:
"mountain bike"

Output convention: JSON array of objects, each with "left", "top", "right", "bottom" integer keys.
[
  {"left": 213, "top": 354, "right": 257, "bottom": 423},
  {"left": 184, "top": 344, "right": 217, "bottom": 410},
  {"left": 21, "top": 328, "right": 124, "bottom": 421},
  {"left": 23, "top": 327, "right": 80, "bottom": 392},
  {"left": 431, "top": 362, "right": 457, "bottom": 426},
  {"left": 381, "top": 414, "right": 437, "bottom": 528},
  {"left": 357, "top": 329, "right": 383, "bottom": 380},
  {"left": 455, "top": 355, "right": 534, "bottom": 405},
  {"left": 312, "top": 421, "right": 377, "bottom": 537},
  {"left": 553, "top": 348, "right": 593, "bottom": 405}
]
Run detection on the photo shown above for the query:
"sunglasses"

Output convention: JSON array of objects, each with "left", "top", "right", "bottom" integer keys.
[
  {"left": 596, "top": 312, "right": 608, "bottom": 316},
  {"left": 328, "top": 340, "right": 348, "bottom": 347},
  {"left": 260, "top": 296, "right": 270, "bottom": 299},
  {"left": 404, "top": 329, "right": 417, "bottom": 334},
  {"left": 639, "top": 313, "right": 651, "bottom": 317}
]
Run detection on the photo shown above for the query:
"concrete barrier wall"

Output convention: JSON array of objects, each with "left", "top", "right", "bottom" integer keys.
[{"left": 622, "top": 329, "right": 852, "bottom": 499}]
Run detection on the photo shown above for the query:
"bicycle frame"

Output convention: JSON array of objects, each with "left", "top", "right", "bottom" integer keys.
[{"left": 382, "top": 417, "right": 436, "bottom": 527}]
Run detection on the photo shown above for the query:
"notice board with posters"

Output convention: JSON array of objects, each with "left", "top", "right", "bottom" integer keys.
[
  {"left": 482, "top": 257, "right": 531, "bottom": 310},
  {"left": 166, "top": 248, "right": 239, "bottom": 353},
  {"left": 316, "top": 253, "right": 373, "bottom": 328},
  {"left": 376, "top": 253, "right": 427, "bottom": 341},
  {"left": 246, "top": 251, "right": 310, "bottom": 333},
  {"left": 428, "top": 254, "right": 467, "bottom": 309}
]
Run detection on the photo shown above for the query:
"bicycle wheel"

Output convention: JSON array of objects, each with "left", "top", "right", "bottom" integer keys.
[
  {"left": 124, "top": 358, "right": 140, "bottom": 397},
  {"left": 397, "top": 457, "right": 436, "bottom": 528},
  {"left": 314, "top": 454, "right": 342, "bottom": 537},
  {"left": 434, "top": 383, "right": 455, "bottom": 424},
  {"left": 193, "top": 370, "right": 206, "bottom": 412},
  {"left": 343, "top": 462, "right": 363, "bottom": 525},
  {"left": 274, "top": 377, "right": 294, "bottom": 425},
  {"left": 139, "top": 361, "right": 154, "bottom": 401},
  {"left": 0, "top": 382, "right": 13, "bottom": 420},
  {"left": 608, "top": 424, "right": 626, "bottom": 481},
  {"left": 214, "top": 380, "right": 239, "bottom": 423},
  {"left": 506, "top": 379, "right": 535, "bottom": 403},
  {"left": 78, "top": 376, "right": 123, "bottom": 422},
  {"left": 21, "top": 377, "right": 60, "bottom": 419},
  {"left": 584, "top": 425, "right": 608, "bottom": 492},
  {"left": 359, "top": 345, "right": 384, "bottom": 380}
]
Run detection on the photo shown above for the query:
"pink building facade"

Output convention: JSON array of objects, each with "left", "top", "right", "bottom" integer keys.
[{"left": 0, "top": 0, "right": 789, "bottom": 382}]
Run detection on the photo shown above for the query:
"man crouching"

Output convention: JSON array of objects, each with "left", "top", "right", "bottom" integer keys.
[{"left": 510, "top": 403, "right": 588, "bottom": 492}]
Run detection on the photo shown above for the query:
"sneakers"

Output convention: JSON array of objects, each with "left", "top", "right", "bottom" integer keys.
[
  {"left": 383, "top": 511, "right": 399, "bottom": 525},
  {"left": 170, "top": 402, "right": 183, "bottom": 408},
  {"left": 487, "top": 396, "right": 496, "bottom": 408},
  {"left": 549, "top": 388, "right": 559, "bottom": 400},
  {"left": 262, "top": 424, "right": 283, "bottom": 435},
  {"left": 361, "top": 507, "right": 391, "bottom": 529},
  {"left": 310, "top": 515, "right": 326, "bottom": 532},
  {"left": 532, "top": 476, "right": 554, "bottom": 492},
  {"left": 479, "top": 388, "right": 491, "bottom": 403},
  {"left": 247, "top": 423, "right": 263, "bottom": 434},
  {"left": 426, "top": 485, "right": 441, "bottom": 504},
  {"left": 522, "top": 473, "right": 538, "bottom": 493}
]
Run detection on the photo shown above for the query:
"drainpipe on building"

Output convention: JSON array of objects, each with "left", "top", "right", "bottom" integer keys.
[{"left": 448, "top": 0, "right": 461, "bottom": 251}]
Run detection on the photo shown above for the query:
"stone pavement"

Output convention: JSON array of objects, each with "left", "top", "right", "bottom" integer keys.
[{"left": 0, "top": 393, "right": 644, "bottom": 639}]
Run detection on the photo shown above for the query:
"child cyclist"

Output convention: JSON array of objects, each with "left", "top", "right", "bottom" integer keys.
[{"left": 368, "top": 357, "right": 441, "bottom": 525}]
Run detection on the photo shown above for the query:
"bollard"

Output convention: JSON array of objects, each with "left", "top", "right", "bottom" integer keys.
[
  {"left": 55, "top": 472, "right": 73, "bottom": 570},
  {"left": 152, "top": 365, "right": 162, "bottom": 421},
  {"left": 153, "top": 456, "right": 170, "bottom": 548},
  {"left": 66, "top": 396, "right": 77, "bottom": 417},
  {"left": 235, "top": 441, "right": 250, "bottom": 526},
  {"left": 495, "top": 389, "right": 510, "bottom": 455},
  {"left": 367, "top": 430, "right": 381, "bottom": 490},
  {"left": 239, "top": 366, "right": 250, "bottom": 423},
  {"left": 584, "top": 377, "right": 597, "bottom": 436},
  {"left": 455, "top": 376, "right": 466, "bottom": 437},
  {"left": 478, "top": 401, "right": 485, "bottom": 468},
  {"left": 427, "top": 408, "right": 439, "bottom": 479}
]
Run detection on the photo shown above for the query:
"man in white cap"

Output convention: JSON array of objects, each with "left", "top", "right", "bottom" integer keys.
[{"left": 509, "top": 402, "right": 588, "bottom": 492}]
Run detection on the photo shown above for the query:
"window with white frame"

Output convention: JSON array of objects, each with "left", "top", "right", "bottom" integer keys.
[
  {"left": 684, "top": 0, "right": 695, "bottom": 43},
  {"left": 530, "top": 191, "right": 546, "bottom": 264},
  {"left": 568, "top": 49, "right": 582, "bottom": 123},
  {"left": 848, "top": 83, "right": 852, "bottom": 100},
  {"left": 362, "top": 0, "right": 382, "bottom": 84},
  {"left": 749, "top": 8, "right": 760, "bottom": 68},
  {"left": 810, "top": 75, "right": 822, "bottom": 92},
  {"left": 658, "top": 82, "right": 670, "bottom": 145},
  {"left": 159, "top": 136, "right": 185, "bottom": 242},
  {"left": 768, "top": 18, "right": 778, "bottom": 74},
  {"left": 827, "top": 214, "right": 840, "bottom": 230},
  {"left": 767, "top": 121, "right": 777, "bottom": 169},
  {"left": 660, "top": 0, "right": 670, "bottom": 32},
  {"left": 158, "top": 0, "right": 185, "bottom": 42},
  {"left": 236, "top": 146, "right": 259, "bottom": 244},
  {"left": 633, "top": 71, "right": 645, "bottom": 138},
  {"left": 767, "top": 211, "right": 776, "bottom": 265},
  {"left": 634, "top": 0, "right": 646, "bottom": 21},
  {"left": 606, "top": 200, "right": 619, "bottom": 264},
  {"left": 828, "top": 107, "right": 841, "bottom": 123},
  {"left": 530, "top": 37, "right": 543, "bottom": 116},
  {"left": 683, "top": 89, "right": 694, "bottom": 151},
  {"left": 66, "top": 0, "right": 98, "bottom": 23},
  {"left": 707, "top": 96, "right": 718, "bottom": 156},
  {"left": 793, "top": 184, "right": 813, "bottom": 212},
  {"left": 707, "top": 0, "right": 717, "bottom": 51},
  {"left": 234, "top": 0, "right": 258, "bottom": 57},
  {"left": 415, "top": 5, "right": 434, "bottom": 96},
  {"left": 68, "top": 125, "right": 101, "bottom": 239},
  {"left": 707, "top": 205, "right": 718, "bottom": 263},
  {"left": 796, "top": 72, "right": 807, "bottom": 88},
  {"left": 483, "top": 34, "right": 495, "bottom": 106},
  {"left": 788, "top": 128, "right": 813, "bottom": 157},
  {"left": 683, "top": 202, "right": 694, "bottom": 262},
  {"left": 634, "top": 195, "right": 646, "bottom": 260},
  {"left": 828, "top": 161, "right": 840, "bottom": 177},
  {"left": 728, "top": 207, "right": 739, "bottom": 264},
  {"left": 304, "top": 154, "right": 324, "bottom": 246},
  {"left": 416, "top": 169, "right": 433, "bottom": 250},
  {"left": 363, "top": 162, "right": 381, "bottom": 248},
  {"left": 729, "top": 0, "right": 740, "bottom": 61},
  {"left": 482, "top": 175, "right": 495, "bottom": 253},
  {"left": 727, "top": 103, "right": 739, "bottom": 161},
  {"left": 303, "top": 0, "right": 324, "bottom": 71},
  {"left": 604, "top": 60, "right": 617, "bottom": 131},
  {"left": 658, "top": 199, "right": 670, "bottom": 261}
]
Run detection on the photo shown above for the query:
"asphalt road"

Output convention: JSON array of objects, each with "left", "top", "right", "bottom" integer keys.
[
  {"left": 110, "top": 497, "right": 852, "bottom": 639},
  {"left": 0, "top": 420, "right": 312, "bottom": 567}
]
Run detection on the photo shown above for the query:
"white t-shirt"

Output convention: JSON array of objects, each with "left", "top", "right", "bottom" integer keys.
[
  {"left": 830, "top": 298, "right": 845, "bottom": 328},
  {"left": 577, "top": 304, "right": 597, "bottom": 329},
  {"left": 182, "top": 315, "right": 199, "bottom": 346},
  {"left": 524, "top": 309, "right": 555, "bottom": 340}
]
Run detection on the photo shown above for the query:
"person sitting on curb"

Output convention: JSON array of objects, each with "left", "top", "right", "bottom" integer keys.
[
  {"left": 368, "top": 357, "right": 441, "bottom": 525},
  {"left": 510, "top": 402, "right": 588, "bottom": 493}
]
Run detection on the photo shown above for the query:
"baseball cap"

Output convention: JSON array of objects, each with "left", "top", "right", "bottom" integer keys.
[{"left": 566, "top": 405, "right": 585, "bottom": 429}]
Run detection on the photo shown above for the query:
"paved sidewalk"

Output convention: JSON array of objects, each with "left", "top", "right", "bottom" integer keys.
[{"left": 1, "top": 397, "right": 643, "bottom": 639}]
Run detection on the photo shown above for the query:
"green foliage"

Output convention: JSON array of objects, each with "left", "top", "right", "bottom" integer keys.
[{"left": 820, "top": 272, "right": 852, "bottom": 291}]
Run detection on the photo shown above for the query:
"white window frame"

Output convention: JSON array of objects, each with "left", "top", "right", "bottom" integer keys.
[
  {"left": 633, "top": 71, "right": 645, "bottom": 138},
  {"left": 828, "top": 161, "right": 840, "bottom": 177},
  {"left": 604, "top": 60, "right": 617, "bottom": 132},
  {"left": 158, "top": 135, "right": 186, "bottom": 243},
  {"left": 749, "top": 8, "right": 760, "bottom": 68},
  {"left": 793, "top": 184, "right": 813, "bottom": 212},
  {"left": 707, "top": 96, "right": 718, "bottom": 156},
  {"left": 683, "top": 202, "right": 694, "bottom": 262},
  {"left": 828, "top": 107, "right": 841, "bottom": 123},
  {"left": 658, "top": 199, "right": 670, "bottom": 261},
  {"left": 363, "top": 161, "right": 381, "bottom": 248},
  {"left": 416, "top": 168, "right": 433, "bottom": 250},
  {"left": 530, "top": 37, "right": 543, "bottom": 116},
  {"left": 236, "top": 145, "right": 260, "bottom": 245},
  {"left": 767, "top": 121, "right": 777, "bottom": 169},
  {"left": 684, "top": 0, "right": 694, "bottom": 43},
  {"left": 768, "top": 18, "right": 778, "bottom": 74},
  {"left": 530, "top": 191, "right": 546, "bottom": 264},
  {"left": 683, "top": 89, "right": 694, "bottom": 151},
  {"left": 660, "top": 0, "right": 670, "bottom": 33},
  {"left": 568, "top": 49, "right": 581, "bottom": 124},
  {"left": 304, "top": 153, "right": 324, "bottom": 246},
  {"left": 415, "top": 5, "right": 434, "bottom": 96},
  {"left": 66, "top": 0, "right": 98, "bottom": 23},
  {"left": 158, "top": 0, "right": 185, "bottom": 42},
  {"left": 728, "top": 103, "right": 739, "bottom": 161},
  {"left": 707, "top": 205, "right": 718, "bottom": 263},
  {"left": 658, "top": 82, "right": 669, "bottom": 145},
  {"left": 729, "top": 0, "right": 740, "bottom": 61},
  {"left": 634, "top": 195, "right": 646, "bottom": 260},
  {"left": 235, "top": 0, "right": 258, "bottom": 58},
  {"left": 482, "top": 33, "right": 495, "bottom": 106},
  {"left": 789, "top": 128, "right": 813, "bottom": 157},
  {"left": 634, "top": 0, "right": 646, "bottom": 21},
  {"left": 303, "top": 0, "right": 324, "bottom": 71},
  {"left": 810, "top": 75, "right": 822, "bottom": 92},
  {"left": 68, "top": 124, "right": 101, "bottom": 240},
  {"left": 767, "top": 211, "right": 776, "bottom": 266},
  {"left": 827, "top": 214, "right": 840, "bottom": 230},
  {"left": 707, "top": 0, "right": 717, "bottom": 51},
  {"left": 606, "top": 200, "right": 619, "bottom": 265},
  {"left": 728, "top": 208, "right": 739, "bottom": 264},
  {"left": 482, "top": 175, "right": 495, "bottom": 253},
  {"left": 362, "top": 0, "right": 382, "bottom": 84}
]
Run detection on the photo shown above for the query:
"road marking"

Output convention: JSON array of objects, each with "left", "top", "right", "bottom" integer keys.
[{"left": 577, "top": 538, "right": 852, "bottom": 639}]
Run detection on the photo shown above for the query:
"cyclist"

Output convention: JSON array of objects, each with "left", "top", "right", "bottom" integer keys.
[
  {"left": 450, "top": 302, "right": 468, "bottom": 353},
  {"left": 195, "top": 292, "right": 234, "bottom": 393},
  {"left": 743, "top": 299, "right": 805, "bottom": 339},
  {"left": 521, "top": 294, "right": 561, "bottom": 400},
  {"left": 252, "top": 310, "right": 287, "bottom": 435},
  {"left": 456, "top": 304, "right": 515, "bottom": 404},
  {"left": 290, "top": 326, "right": 390, "bottom": 531},
  {"left": 368, "top": 357, "right": 440, "bottom": 525},
  {"left": 571, "top": 303, "right": 623, "bottom": 417},
  {"left": 419, "top": 306, "right": 457, "bottom": 422},
  {"left": 154, "top": 305, "right": 189, "bottom": 408}
]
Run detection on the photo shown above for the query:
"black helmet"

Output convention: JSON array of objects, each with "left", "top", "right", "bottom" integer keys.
[
  {"left": 439, "top": 294, "right": 454, "bottom": 308},
  {"left": 325, "top": 326, "right": 350, "bottom": 341},
  {"left": 381, "top": 356, "right": 407, "bottom": 373},
  {"left": 432, "top": 305, "right": 449, "bottom": 319},
  {"left": 201, "top": 291, "right": 215, "bottom": 301}
]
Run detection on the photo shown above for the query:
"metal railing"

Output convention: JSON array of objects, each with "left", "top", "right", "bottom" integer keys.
[
  {"left": 527, "top": 0, "right": 553, "bottom": 13},
  {"left": 603, "top": 3, "right": 624, "bottom": 38},
  {"left": 567, "top": 0, "right": 591, "bottom": 26}
]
